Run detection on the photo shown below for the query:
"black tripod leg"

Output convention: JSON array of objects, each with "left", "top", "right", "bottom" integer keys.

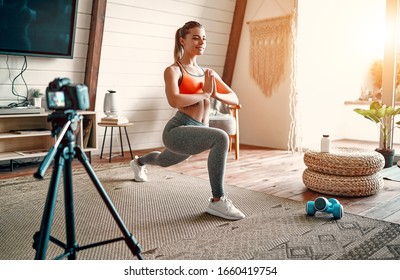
[
  {"left": 63, "top": 155, "right": 77, "bottom": 260},
  {"left": 74, "top": 147, "right": 143, "bottom": 259},
  {"left": 34, "top": 153, "right": 64, "bottom": 260}
]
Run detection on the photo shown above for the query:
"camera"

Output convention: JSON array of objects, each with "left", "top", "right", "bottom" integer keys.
[{"left": 46, "top": 78, "right": 90, "bottom": 110}]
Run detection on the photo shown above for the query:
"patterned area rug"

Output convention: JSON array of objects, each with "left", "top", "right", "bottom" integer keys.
[{"left": 1, "top": 163, "right": 400, "bottom": 260}]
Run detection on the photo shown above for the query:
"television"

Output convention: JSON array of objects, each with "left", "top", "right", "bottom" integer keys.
[{"left": 0, "top": 0, "right": 78, "bottom": 59}]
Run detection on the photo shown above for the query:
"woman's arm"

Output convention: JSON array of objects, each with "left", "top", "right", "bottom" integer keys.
[{"left": 164, "top": 66, "right": 211, "bottom": 108}]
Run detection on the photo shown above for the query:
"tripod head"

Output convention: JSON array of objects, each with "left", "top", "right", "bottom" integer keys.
[
  {"left": 48, "top": 109, "right": 81, "bottom": 136},
  {"left": 34, "top": 110, "right": 82, "bottom": 179}
]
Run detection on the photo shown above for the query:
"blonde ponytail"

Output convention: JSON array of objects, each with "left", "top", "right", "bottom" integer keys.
[{"left": 174, "top": 28, "right": 183, "bottom": 62}]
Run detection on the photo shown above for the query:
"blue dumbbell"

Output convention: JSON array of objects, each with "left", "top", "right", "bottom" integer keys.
[{"left": 306, "top": 197, "right": 343, "bottom": 219}]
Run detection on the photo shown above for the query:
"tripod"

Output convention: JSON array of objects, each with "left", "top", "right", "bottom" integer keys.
[{"left": 32, "top": 110, "right": 142, "bottom": 260}]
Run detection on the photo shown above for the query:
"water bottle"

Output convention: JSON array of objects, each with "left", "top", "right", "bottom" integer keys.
[{"left": 321, "top": 135, "right": 330, "bottom": 153}]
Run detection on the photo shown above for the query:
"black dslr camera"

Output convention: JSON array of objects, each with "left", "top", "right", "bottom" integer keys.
[{"left": 46, "top": 78, "right": 90, "bottom": 110}]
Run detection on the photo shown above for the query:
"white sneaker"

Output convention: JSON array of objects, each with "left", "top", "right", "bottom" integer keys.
[
  {"left": 206, "top": 196, "right": 245, "bottom": 220},
  {"left": 130, "top": 156, "right": 148, "bottom": 182}
]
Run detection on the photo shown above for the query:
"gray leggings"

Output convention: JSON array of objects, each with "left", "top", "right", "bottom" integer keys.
[{"left": 139, "top": 111, "right": 229, "bottom": 198}]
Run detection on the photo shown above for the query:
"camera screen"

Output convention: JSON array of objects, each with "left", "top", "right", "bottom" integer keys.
[{"left": 47, "top": 91, "right": 66, "bottom": 109}]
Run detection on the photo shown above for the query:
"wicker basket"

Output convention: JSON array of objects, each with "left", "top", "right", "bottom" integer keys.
[
  {"left": 304, "top": 147, "right": 384, "bottom": 176},
  {"left": 302, "top": 168, "right": 384, "bottom": 197}
]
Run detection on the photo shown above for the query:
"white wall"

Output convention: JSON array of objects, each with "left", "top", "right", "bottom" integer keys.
[
  {"left": 296, "top": 0, "right": 386, "bottom": 149},
  {"left": 0, "top": 0, "right": 92, "bottom": 106},
  {"left": 95, "top": 0, "right": 236, "bottom": 152},
  {"left": 231, "top": 0, "right": 295, "bottom": 150}
]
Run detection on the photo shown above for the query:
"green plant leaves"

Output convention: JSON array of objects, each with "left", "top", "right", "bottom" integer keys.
[
  {"left": 354, "top": 101, "right": 400, "bottom": 150},
  {"left": 355, "top": 101, "right": 400, "bottom": 121},
  {"left": 370, "top": 101, "right": 382, "bottom": 110},
  {"left": 354, "top": 108, "right": 379, "bottom": 123}
]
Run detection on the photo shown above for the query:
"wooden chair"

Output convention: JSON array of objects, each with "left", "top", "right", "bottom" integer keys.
[{"left": 209, "top": 99, "right": 241, "bottom": 159}]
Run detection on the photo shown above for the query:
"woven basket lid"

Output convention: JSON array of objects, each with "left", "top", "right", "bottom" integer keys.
[{"left": 304, "top": 147, "right": 385, "bottom": 176}]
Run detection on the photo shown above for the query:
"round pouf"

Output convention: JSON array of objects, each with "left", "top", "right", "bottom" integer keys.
[
  {"left": 302, "top": 168, "right": 384, "bottom": 197},
  {"left": 304, "top": 147, "right": 385, "bottom": 176}
]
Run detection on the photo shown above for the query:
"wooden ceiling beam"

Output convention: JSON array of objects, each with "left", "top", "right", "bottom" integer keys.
[
  {"left": 85, "top": 0, "right": 107, "bottom": 111},
  {"left": 222, "top": 0, "right": 247, "bottom": 87}
]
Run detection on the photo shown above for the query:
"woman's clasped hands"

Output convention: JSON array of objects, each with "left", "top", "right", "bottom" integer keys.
[{"left": 203, "top": 69, "right": 217, "bottom": 99}]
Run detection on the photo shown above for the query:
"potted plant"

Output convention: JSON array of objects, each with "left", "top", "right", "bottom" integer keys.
[
  {"left": 31, "top": 89, "right": 43, "bottom": 108},
  {"left": 354, "top": 101, "right": 400, "bottom": 168}
]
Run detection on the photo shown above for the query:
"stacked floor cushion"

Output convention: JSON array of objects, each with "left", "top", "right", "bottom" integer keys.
[{"left": 302, "top": 147, "right": 385, "bottom": 197}]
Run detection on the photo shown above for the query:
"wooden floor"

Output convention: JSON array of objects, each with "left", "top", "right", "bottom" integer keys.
[{"left": 1, "top": 140, "right": 400, "bottom": 224}]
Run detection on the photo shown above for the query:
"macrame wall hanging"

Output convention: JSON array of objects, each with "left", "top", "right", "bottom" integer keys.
[
  {"left": 248, "top": 14, "right": 293, "bottom": 97},
  {"left": 248, "top": 7, "right": 302, "bottom": 153}
]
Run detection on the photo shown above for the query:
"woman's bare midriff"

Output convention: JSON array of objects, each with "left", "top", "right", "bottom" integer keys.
[{"left": 178, "top": 98, "right": 210, "bottom": 124}]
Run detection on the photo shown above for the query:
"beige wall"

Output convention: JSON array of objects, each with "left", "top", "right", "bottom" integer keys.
[
  {"left": 231, "top": 0, "right": 295, "bottom": 149},
  {"left": 297, "top": 0, "right": 385, "bottom": 149},
  {"left": 231, "top": 0, "right": 386, "bottom": 150}
]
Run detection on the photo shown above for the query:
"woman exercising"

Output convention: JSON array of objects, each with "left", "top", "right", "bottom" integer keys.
[{"left": 130, "top": 21, "right": 244, "bottom": 220}]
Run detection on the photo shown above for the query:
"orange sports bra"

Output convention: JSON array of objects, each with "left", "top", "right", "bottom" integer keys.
[{"left": 177, "top": 61, "right": 229, "bottom": 94}]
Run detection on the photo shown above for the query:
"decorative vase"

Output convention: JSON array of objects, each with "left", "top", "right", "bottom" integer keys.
[
  {"left": 34, "top": 97, "right": 41, "bottom": 108},
  {"left": 103, "top": 90, "right": 118, "bottom": 118},
  {"left": 376, "top": 149, "right": 395, "bottom": 168}
]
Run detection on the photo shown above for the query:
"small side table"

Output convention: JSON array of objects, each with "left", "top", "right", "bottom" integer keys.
[{"left": 98, "top": 122, "right": 134, "bottom": 162}]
